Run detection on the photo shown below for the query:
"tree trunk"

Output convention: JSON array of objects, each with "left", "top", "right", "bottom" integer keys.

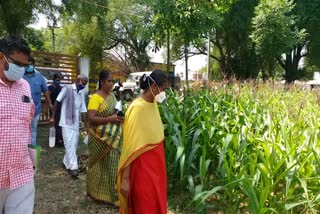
[
  {"left": 207, "top": 33, "right": 211, "bottom": 81},
  {"left": 184, "top": 43, "right": 189, "bottom": 89},
  {"left": 166, "top": 29, "right": 170, "bottom": 73},
  {"left": 213, "top": 32, "right": 228, "bottom": 78},
  {"left": 1, "top": 1, "right": 25, "bottom": 35},
  {"left": 282, "top": 45, "right": 303, "bottom": 84}
]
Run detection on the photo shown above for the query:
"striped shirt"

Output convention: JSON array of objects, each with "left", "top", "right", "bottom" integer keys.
[{"left": 0, "top": 78, "right": 35, "bottom": 190}]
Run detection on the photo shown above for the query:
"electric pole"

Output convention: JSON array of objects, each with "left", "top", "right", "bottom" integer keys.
[
  {"left": 207, "top": 33, "right": 211, "bottom": 81},
  {"left": 48, "top": 16, "right": 59, "bottom": 52}
]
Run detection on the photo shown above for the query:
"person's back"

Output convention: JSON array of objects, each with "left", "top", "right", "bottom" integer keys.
[{"left": 117, "top": 70, "right": 169, "bottom": 214}]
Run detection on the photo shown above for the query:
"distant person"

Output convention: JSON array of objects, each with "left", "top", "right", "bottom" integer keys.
[
  {"left": 50, "top": 74, "right": 88, "bottom": 178},
  {"left": 23, "top": 56, "right": 53, "bottom": 145},
  {"left": 86, "top": 70, "right": 124, "bottom": 206},
  {"left": 48, "top": 73, "right": 64, "bottom": 146},
  {"left": 116, "top": 70, "right": 168, "bottom": 214},
  {"left": 0, "top": 35, "right": 35, "bottom": 213}
]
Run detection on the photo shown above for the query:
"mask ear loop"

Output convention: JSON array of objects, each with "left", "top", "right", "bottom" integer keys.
[
  {"left": 1, "top": 55, "right": 9, "bottom": 71},
  {"left": 147, "top": 76, "right": 156, "bottom": 98},
  {"left": 143, "top": 74, "right": 148, "bottom": 81},
  {"left": 149, "top": 76, "right": 162, "bottom": 94}
]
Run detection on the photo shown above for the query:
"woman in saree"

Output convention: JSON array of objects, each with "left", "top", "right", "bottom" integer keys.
[
  {"left": 86, "top": 70, "right": 124, "bottom": 206},
  {"left": 116, "top": 70, "right": 169, "bottom": 214}
]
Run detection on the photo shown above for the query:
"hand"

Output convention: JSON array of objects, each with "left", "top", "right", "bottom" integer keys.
[
  {"left": 120, "top": 187, "right": 129, "bottom": 198},
  {"left": 121, "top": 166, "right": 130, "bottom": 197},
  {"left": 84, "top": 123, "right": 89, "bottom": 133},
  {"left": 49, "top": 118, "right": 55, "bottom": 126},
  {"left": 116, "top": 115, "right": 125, "bottom": 124},
  {"left": 108, "top": 114, "right": 124, "bottom": 124}
]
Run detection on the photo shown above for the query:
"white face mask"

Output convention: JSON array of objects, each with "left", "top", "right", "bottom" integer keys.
[
  {"left": 148, "top": 76, "right": 166, "bottom": 103},
  {"left": 155, "top": 91, "right": 166, "bottom": 103},
  {"left": 2, "top": 56, "right": 25, "bottom": 81}
]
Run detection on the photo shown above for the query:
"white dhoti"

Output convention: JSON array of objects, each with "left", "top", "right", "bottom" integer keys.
[{"left": 62, "top": 127, "right": 79, "bottom": 170}]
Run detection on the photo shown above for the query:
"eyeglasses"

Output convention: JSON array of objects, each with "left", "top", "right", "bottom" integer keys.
[{"left": 2, "top": 53, "right": 29, "bottom": 68}]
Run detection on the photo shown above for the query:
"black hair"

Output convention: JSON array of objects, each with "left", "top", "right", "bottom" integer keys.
[
  {"left": 0, "top": 35, "right": 31, "bottom": 56},
  {"left": 53, "top": 73, "right": 61, "bottom": 81},
  {"left": 28, "top": 56, "right": 35, "bottom": 64},
  {"left": 139, "top": 70, "right": 168, "bottom": 90},
  {"left": 98, "top": 70, "right": 111, "bottom": 90}
]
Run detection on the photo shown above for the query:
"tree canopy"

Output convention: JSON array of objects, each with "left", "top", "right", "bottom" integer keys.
[
  {"left": 2, "top": 0, "right": 320, "bottom": 82},
  {"left": 0, "top": 0, "right": 54, "bottom": 35}
]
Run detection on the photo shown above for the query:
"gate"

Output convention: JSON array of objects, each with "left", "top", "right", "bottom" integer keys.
[{"left": 32, "top": 51, "right": 80, "bottom": 123}]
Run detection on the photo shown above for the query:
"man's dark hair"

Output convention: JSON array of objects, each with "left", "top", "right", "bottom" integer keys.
[
  {"left": 53, "top": 73, "right": 61, "bottom": 81},
  {"left": 0, "top": 35, "right": 31, "bottom": 56},
  {"left": 140, "top": 70, "right": 168, "bottom": 90}
]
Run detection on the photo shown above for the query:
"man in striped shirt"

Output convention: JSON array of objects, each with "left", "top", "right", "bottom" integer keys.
[{"left": 0, "top": 35, "right": 35, "bottom": 214}]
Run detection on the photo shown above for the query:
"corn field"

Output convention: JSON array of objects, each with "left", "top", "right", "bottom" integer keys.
[{"left": 160, "top": 83, "right": 320, "bottom": 213}]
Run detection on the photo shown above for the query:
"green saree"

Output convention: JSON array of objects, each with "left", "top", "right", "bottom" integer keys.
[{"left": 86, "top": 93, "right": 123, "bottom": 206}]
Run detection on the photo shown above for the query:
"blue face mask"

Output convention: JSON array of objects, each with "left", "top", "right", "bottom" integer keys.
[
  {"left": 77, "top": 83, "right": 85, "bottom": 91},
  {"left": 25, "top": 65, "right": 35, "bottom": 73},
  {"left": 53, "top": 80, "right": 60, "bottom": 86}
]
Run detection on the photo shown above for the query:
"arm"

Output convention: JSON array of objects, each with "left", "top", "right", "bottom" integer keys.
[
  {"left": 47, "top": 88, "right": 52, "bottom": 97},
  {"left": 120, "top": 166, "right": 130, "bottom": 197},
  {"left": 40, "top": 74, "right": 53, "bottom": 111},
  {"left": 44, "top": 91, "right": 53, "bottom": 112},
  {"left": 87, "top": 94, "right": 123, "bottom": 125},
  {"left": 81, "top": 112, "right": 88, "bottom": 131},
  {"left": 87, "top": 110, "right": 122, "bottom": 125},
  {"left": 50, "top": 100, "right": 60, "bottom": 126},
  {"left": 50, "top": 87, "right": 66, "bottom": 126}
]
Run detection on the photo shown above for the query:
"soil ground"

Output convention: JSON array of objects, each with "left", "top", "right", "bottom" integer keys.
[{"left": 34, "top": 124, "right": 118, "bottom": 214}]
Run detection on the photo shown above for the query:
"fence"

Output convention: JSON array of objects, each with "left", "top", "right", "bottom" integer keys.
[{"left": 32, "top": 51, "right": 80, "bottom": 123}]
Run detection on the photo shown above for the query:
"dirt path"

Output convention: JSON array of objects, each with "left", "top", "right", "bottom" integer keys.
[{"left": 34, "top": 125, "right": 118, "bottom": 214}]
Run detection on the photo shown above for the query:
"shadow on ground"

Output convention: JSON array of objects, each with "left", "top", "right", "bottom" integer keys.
[{"left": 34, "top": 124, "right": 118, "bottom": 214}]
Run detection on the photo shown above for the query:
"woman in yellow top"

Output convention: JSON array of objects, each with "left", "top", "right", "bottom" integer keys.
[
  {"left": 86, "top": 70, "right": 124, "bottom": 206},
  {"left": 116, "top": 70, "right": 169, "bottom": 214}
]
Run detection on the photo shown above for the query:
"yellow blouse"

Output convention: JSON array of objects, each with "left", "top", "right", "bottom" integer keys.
[{"left": 88, "top": 93, "right": 104, "bottom": 111}]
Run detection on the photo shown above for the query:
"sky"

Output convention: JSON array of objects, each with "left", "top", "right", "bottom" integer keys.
[{"left": 30, "top": 0, "right": 208, "bottom": 79}]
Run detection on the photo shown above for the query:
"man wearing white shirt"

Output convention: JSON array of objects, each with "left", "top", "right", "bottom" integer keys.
[{"left": 50, "top": 74, "right": 88, "bottom": 178}]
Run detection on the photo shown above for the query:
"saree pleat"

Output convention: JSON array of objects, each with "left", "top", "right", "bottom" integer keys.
[{"left": 86, "top": 94, "right": 123, "bottom": 205}]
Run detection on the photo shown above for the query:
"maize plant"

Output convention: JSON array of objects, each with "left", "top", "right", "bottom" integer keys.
[{"left": 160, "top": 84, "right": 320, "bottom": 213}]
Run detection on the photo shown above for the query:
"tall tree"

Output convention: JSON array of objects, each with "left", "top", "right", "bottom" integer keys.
[
  {"left": 0, "top": 0, "right": 53, "bottom": 35},
  {"left": 24, "top": 27, "right": 47, "bottom": 51},
  {"left": 251, "top": 0, "right": 320, "bottom": 83},
  {"left": 60, "top": 0, "right": 154, "bottom": 72},
  {"left": 147, "top": 0, "right": 217, "bottom": 86},
  {"left": 60, "top": 0, "right": 115, "bottom": 71},
  {"left": 106, "top": 0, "right": 153, "bottom": 72},
  {"left": 144, "top": 0, "right": 176, "bottom": 73},
  {"left": 192, "top": 0, "right": 260, "bottom": 80},
  {"left": 297, "top": 0, "right": 320, "bottom": 68}
]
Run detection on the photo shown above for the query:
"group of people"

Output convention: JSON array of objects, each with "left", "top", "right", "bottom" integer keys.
[{"left": 0, "top": 34, "right": 169, "bottom": 214}]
